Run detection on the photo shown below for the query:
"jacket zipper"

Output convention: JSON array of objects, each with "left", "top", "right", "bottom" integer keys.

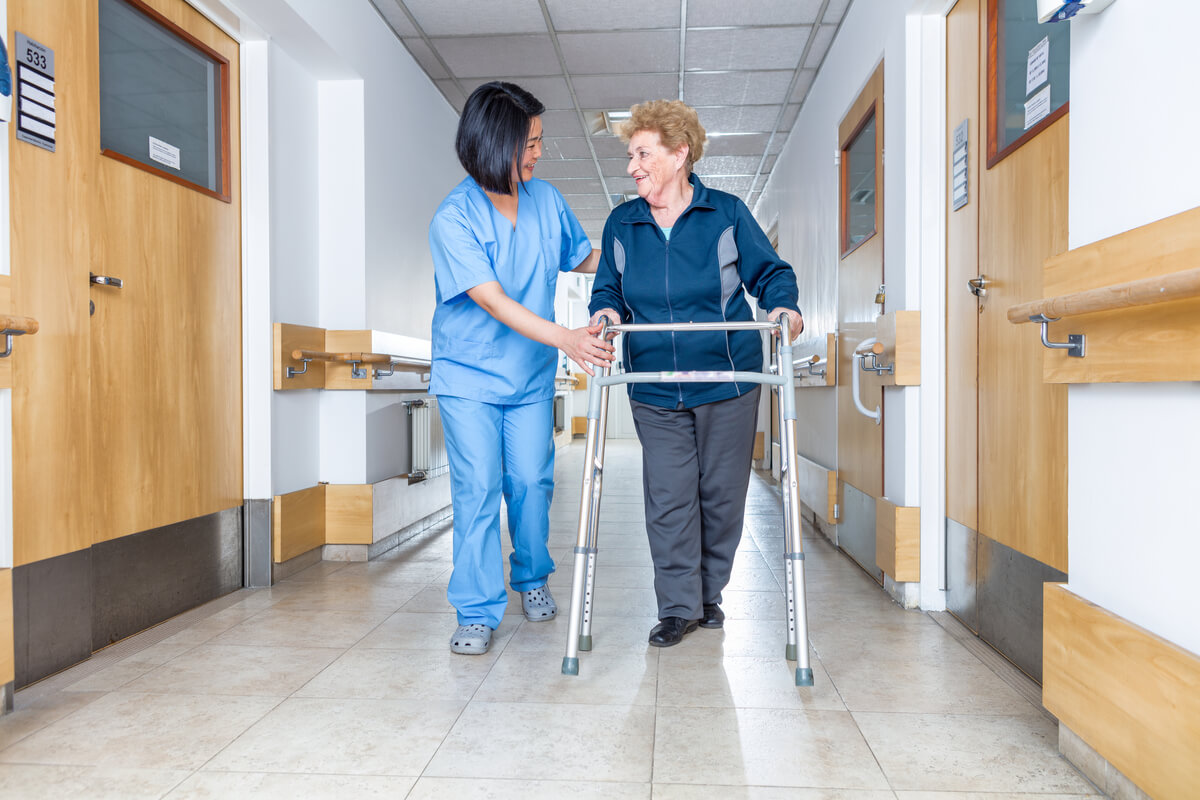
[{"left": 662, "top": 229, "right": 683, "bottom": 406}]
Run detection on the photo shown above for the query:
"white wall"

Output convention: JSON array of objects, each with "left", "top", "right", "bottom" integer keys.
[
  {"left": 756, "top": 1, "right": 915, "bottom": 494},
  {"left": 1066, "top": 1, "right": 1200, "bottom": 656}
]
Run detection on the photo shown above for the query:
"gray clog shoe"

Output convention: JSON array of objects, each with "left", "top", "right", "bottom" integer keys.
[
  {"left": 521, "top": 585, "right": 557, "bottom": 621},
  {"left": 449, "top": 623, "right": 492, "bottom": 655}
]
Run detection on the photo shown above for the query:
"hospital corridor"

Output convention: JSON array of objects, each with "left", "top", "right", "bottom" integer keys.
[{"left": 0, "top": 0, "right": 1197, "bottom": 798}]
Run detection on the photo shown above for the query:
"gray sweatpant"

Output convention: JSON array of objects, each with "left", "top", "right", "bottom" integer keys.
[{"left": 630, "top": 388, "right": 760, "bottom": 620}]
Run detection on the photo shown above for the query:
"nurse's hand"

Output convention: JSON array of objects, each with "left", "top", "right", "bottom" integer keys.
[{"left": 560, "top": 324, "right": 615, "bottom": 377}]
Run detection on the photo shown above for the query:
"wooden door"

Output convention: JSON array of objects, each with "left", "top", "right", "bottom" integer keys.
[
  {"left": 836, "top": 63, "right": 885, "bottom": 501},
  {"left": 10, "top": 0, "right": 241, "bottom": 564}
]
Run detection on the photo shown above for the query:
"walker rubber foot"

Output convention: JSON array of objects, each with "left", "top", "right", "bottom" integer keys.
[
  {"left": 578, "top": 634, "right": 592, "bottom": 652},
  {"left": 795, "top": 667, "right": 814, "bottom": 686},
  {"left": 562, "top": 657, "right": 579, "bottom": 676},
  {"left": 785, "top": 643, "right": 797, "bottom": 661}
]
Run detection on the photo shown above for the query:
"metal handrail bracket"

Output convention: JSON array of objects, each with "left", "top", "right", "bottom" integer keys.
[{"left": 1029, "top": 313, "right": 1085, "bottom": 358}]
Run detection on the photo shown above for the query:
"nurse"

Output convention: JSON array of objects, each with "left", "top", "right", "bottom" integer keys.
[{"left": 429, "top": 81, "right": 614, "bottom": 655}]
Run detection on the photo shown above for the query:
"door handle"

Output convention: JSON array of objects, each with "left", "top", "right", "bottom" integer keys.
[
  {"left": 90, "top": 273, "right": 123, "bottom": 288},
  {"left": 967, "top": 274, "right": 989, "bottom": 297}
]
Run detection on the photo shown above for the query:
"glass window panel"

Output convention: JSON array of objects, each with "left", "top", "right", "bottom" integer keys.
[
  {"left": 994, "top": 0, "right": 1069, "bottom": 155},
  {"left": 844, "top": 114, "right": 876, "bottom": 251},
  {"left": 99, "top": 0, "right": 224, "bottom": 194}
]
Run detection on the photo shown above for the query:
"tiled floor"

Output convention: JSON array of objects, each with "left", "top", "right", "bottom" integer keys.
[{"left": 0, "top": 440, "right": 1100, "bottom": 798}]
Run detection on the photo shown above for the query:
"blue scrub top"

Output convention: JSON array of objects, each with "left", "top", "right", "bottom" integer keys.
[{"left": 429, "top": 176, "right": 591, "bottom": 404}]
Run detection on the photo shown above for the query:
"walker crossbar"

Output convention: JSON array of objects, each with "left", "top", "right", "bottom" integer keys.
[{"left": 561, "top": 318, "right": 815, "bottom": 687}]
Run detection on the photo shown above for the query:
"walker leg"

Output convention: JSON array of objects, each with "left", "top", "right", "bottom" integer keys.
[
  {"left": 579, "top": 384, "right": 611, "bottom": 651},
  {"left": 781, "top": 415, "right": 813, "bottom": 687}
]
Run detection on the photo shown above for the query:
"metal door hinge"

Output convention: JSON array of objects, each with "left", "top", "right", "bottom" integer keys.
[{"left": 833, "top": 503, "right": 840, "bottom": 520}]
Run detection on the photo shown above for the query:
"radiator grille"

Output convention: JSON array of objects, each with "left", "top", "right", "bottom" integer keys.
[{"left": 407, "top": 398, "right": 448, "bottom": 483}]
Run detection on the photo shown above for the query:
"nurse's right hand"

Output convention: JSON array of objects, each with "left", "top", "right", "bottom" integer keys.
[{"left": 560, "top": 324, "right": 614, "bottom": 377}]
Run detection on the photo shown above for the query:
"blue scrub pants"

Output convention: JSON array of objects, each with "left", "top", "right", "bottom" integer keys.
[{"left": 438, "top": 396, "right": 556, "bottom": 627}]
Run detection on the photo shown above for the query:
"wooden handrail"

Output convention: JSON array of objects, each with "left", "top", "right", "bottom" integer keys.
[
  {"left": 0, "top": 314, "right": 39, "bottom": 335},
  {"left": 1008, "top": 267, "right": 1200, "bottom": 323},
  {"left": 792, "top": 353, "right": 821, "bottom": 366},
  {"left": 853, "top": 340, "right": 885, "bottom": 356}
]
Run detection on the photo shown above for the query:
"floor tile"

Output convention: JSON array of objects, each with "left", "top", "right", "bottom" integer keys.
[
  {"left": 653, "top": 706, "right": 890, "bottom": 789},
  {"left": 654, "top": 787, "right": 896, "bottom": 799},
  {"left": 854, "top": 712, "right": 1098, "bottom": 794},
  {"left": 476, "top": 650, "right": 658, "bottom": 705},
  {"left": 425, "top": 701, "right": 655, "bottom": 782},
  {"left": 61, "top": 643, "right": 198, "bottom": 693},
  {"left": 210, "top": 608, "right": 392, "bottom": 649},
  {"left": 164, "top": 771, "right": 417, "bottom": 798},
  {"left": 355, "top": 611, "right": 519, "bottom": 651},
  {"left": 0, "top": 692, "right": 281, "bottom": 770},
  {"left": 206, "top": 697, "right": 463, "bottom": 776},
  {"left": 657, "top": 655, "right": 844, "bottom": 711},
  {"left": 0, "top": 765, "right": 190, "bottom": 800},
  {"left": 120, "top": 644, "right": 342, "bottom": 697},
  {"left": 0, "top": 691, "right": 107, "bottom": 751},
  {"left": 410, "top": 777, "right": 651, "bottom": 799},
  {"left": 295, "top": 646, "right": 497, "bottom": 700},
  {"left": 504, "top": 612, "right": 662, "bottom": 654}
]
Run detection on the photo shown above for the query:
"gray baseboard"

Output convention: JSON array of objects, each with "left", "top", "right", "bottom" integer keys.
[
  {"left": 1059, "top": 724, "right": 1146, "bottom": 799},
  {"left": 13, "top": 506, "right": 244, "bottom": 689}
]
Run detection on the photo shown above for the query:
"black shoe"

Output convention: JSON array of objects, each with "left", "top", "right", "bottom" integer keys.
[
  {"left": 648, "top": 617, "right": 699, "bottom": 647},
  {"left": 699, "top": 603, "right": 725, "bottom": 629}
]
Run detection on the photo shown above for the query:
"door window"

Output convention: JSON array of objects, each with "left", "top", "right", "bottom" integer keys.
[
  {"left": 840, "top": 110, "right": 877, "bottom": 257},
  {"left": 987, "top": 0, "right": 1070, "bottom": 166},
  {"left": 99, "top": 0, "right": 229, "bottom": 200}
]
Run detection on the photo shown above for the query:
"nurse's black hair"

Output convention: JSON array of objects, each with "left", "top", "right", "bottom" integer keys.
[{"left": 456, "top": 81, "right": 545, "bottom": 195}]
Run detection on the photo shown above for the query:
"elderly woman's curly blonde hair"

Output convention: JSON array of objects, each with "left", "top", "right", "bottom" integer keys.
[{"left": 618, "top": 99, "right": 707, "bottom": 174}]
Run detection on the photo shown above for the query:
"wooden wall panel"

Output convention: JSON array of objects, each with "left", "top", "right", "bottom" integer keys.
[
  {"left": 274, "top": 323, "right": 326, "bottom": 390},
  {"left": 1038, "top": 205, "right": 1200, "bottom": 384},
  {"left": 876, "top": 310, "right": 921, "bottom": 387},
  {"left": 793, "top": 452, "right": 838, "bottom": 525},
  {"left": 945, "top": 0, "right": 981, "bottom": 531},
  {"left": 325, "top": 484, "right": 373, "bottom": 545},
  {"left": 875, "top": 498, "right": 920, "bottom": 582},
  {"left": 977, "top": 116, "right": 1069, "bottom": 570},
  {"left": 325, "top": 330, "right": 376, "bottom": 390},
  {"left": 10, "top": 0, "right": 98, "bottom": 565},
  {"left": 1043, "top": 583, "right": 1200, "bottom": 799},
  {"left": 837, "top": 322, "right": 883, "bottom": 498},
  {"left": 0, "top": 569, "right": 12, "bottom": 685},
  {"left": 273, "top": 485, "right": 326, "bottom": 563}
]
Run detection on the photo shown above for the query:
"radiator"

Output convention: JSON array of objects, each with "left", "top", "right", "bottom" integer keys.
[{"left": 406, "top": 398, "right": 448, "bottom": 483}]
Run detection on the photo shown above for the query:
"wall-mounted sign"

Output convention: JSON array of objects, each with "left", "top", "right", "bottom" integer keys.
[
  {"left": 951, "top": 119, "right": 969, "bottom": 212},
  {"left": 15, "top": 32, "right": 55, "bottom": 152}
]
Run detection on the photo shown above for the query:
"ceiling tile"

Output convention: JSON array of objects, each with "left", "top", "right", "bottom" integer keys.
[
  {"left": 402, "top": 38, "right": 448, "bottom": 79},
  {"left": 371, "top": 0, "right": 419, "bottom": 37},
  {"left": 546, "top": 0, "right": 681, "bottom": 31},
  {"left": 434, "top": 79, "right": 467, "bottom": 111},
  {"left": 789, "top": 69, "right": 817, "bottom": 103},
  {"left": 545, "top": 138, "right": 593, "bottom": 159},
  {"left": 547, "top": 177, "right": 605, "bottom": 194},
  {"left": 753, "top": 174, "right": 769, "bottom": 193},
  {"left": 589, "top": 136, "right": 632, "bottom": 159},
  {"left": 696, "top": 105, "right": 780, "bottom": 135},
  {"left": 434, "top": 35, "right": 560, "bottom": 77},
  {"left": 701, "top": 175, "right": 753, "bottom": 193},
  {"left": 541, "top": 110, "right": 586, "bottom": 138},
  {"left": 598, "top": 158, "right": 630, "bottom": 178},
  {"left": 605, "top": 174, "right": 638, "bottom": 194},
  {"left": 402, "top": 0, "right": 546, "bottom": 35},
  {"left": 704, "top": 132, "right": 771, "bottom": 157},
  {"left": 685, "top": 71, "right": 793, "bottom": 106},
  {"left": 823, "top": 0, "right": 853, "bottom": 25},
  {"left": 559, "top": 31, "right": 679, "bottom": 74},
  {"left": 532, "top": 159, "right": 599, "bottom": 180},
  {"left": 780, "top": 104, "right": 801, "bottom": 131},
  {"left": 685, "top": 27, "right": 811, "bottom": 72},
  {"left": 561, "top": 193, "right": 612, "bottom": 210},
  {"left": 492, "top": 76, "right": 574, "bottom": 109},
  {"left": 694, "top": 155, "right": 761, "bottom": 175},
  {"left": 687, "top": 0, "right": 823, "bottom": 27},
  {"left": 804, "top": 25, "right": 839, "bottom": 69},
  {"left": 572, "top": 74, "right": 679, "bottom": 110},
  {"left": 762, "top": 153, "right": 778, "bottom": 173}
]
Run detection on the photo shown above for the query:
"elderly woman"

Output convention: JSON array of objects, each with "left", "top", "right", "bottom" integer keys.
[
  {"left": 429, "top": 81, "right": 614, "bottom": 655},
  {"left": 589, "top": 100, "right": 802, "bottom": 647}
]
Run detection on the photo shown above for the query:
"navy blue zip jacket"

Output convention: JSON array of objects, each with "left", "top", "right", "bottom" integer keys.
[{"left": 589, "top": 173, "right": 800, "bottom": 409}]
